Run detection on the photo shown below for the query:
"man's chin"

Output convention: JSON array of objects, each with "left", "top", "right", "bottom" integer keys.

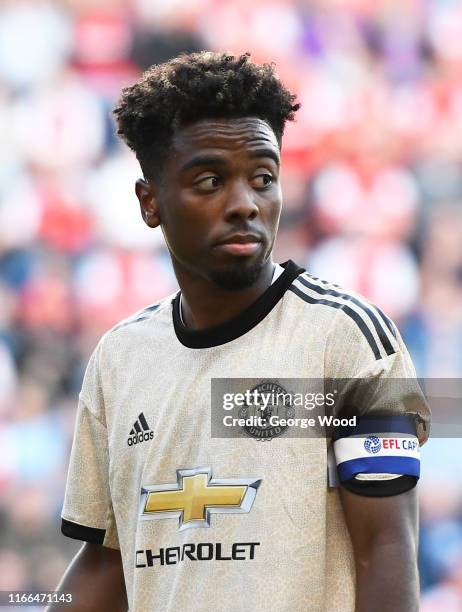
[{"left": 208, "top": 259, "right": 266, "bottom": 291}]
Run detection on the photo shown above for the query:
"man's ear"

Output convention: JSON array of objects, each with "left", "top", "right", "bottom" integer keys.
[{"left": 135, "top": 178, "right": 161, "bottom": 228}]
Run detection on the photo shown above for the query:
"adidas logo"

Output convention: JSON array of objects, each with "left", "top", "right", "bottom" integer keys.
[{"left": 127, "top": 413, "right": 154, "bottom": 447}]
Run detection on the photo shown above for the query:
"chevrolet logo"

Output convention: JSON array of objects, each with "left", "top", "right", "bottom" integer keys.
[{"left": 140, "top": 467, "right": 262, "bottom": 531}]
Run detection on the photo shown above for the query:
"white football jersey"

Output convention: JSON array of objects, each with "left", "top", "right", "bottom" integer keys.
[{"left": 62, "top": 260, "right": 430, "bottom": 611}]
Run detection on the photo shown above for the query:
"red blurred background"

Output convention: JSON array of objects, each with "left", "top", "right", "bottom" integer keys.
[{"left": 1, "top": 1, "right": 462, "bottom": 608}]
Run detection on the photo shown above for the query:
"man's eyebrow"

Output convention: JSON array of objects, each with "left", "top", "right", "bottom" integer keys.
[
  {"left": 180, "top": 155, "right": 227, "bottom": 173},
  {"left": 179, "top": 148, "right": 280, "bottom": 173},
  {"left": 248, "top": 148, "right": 280, "bottom": 166}
]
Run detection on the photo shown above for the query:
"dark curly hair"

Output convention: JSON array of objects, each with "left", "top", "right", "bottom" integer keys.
[{"left": 113, "top": 51, "right": 300, "bottom": 180}]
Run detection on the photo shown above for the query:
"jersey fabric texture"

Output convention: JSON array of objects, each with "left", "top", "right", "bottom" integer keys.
[{"left": 61, "top": 260, "right": 430, "bottom": 612}]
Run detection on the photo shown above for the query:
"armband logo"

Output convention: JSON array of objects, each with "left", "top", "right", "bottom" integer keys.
[{"left": 364, "top": 436, "right": 382, "bottom": 454}]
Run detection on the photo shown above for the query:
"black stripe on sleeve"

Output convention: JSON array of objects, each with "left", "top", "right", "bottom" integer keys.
[
  {"left": 296, "top": 276, "right": 397, "bottom": 357},
  {"left": 375, "top": 305, "right": 398, "bottom": 339},
  {"left": 289, "top": 285, "right": 382, "bottom": 360},
  {"left": 61, "top": 518, "right": 106, "bottom": 545},
  {"left": 138, "top": 413, "right": 150, "bottom": 431}
]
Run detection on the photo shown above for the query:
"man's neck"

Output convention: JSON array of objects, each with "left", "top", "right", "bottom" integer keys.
[{"left": 176, "top": 259, "right": 276, "bottom": 331}]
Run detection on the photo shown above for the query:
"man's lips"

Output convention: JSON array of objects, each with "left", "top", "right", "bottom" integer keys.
[
  {"left": 213, "top": 234, "right": 262, "bottom": 256},
  {"left": 216, "top": 242, "right": 261, "bottom": 255}
]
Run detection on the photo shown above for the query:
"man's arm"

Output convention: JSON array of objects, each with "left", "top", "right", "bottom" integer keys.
[
  {"left": 339, "top": 486, "right": 419, "bottom": 612},
  {"left": 46, "top": 543, "right": 128, "bottom": 612}
]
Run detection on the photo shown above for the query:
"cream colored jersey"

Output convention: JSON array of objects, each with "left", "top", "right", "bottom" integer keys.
[{"left": 61, "top": 260, "right": 430, "bottom": 612}]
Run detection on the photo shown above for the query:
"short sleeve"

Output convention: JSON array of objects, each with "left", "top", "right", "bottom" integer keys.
[
  {"left": 61, "top": 347, "right": 119, "bottom": 549},
  {"left": 326, "top": 304, "right": 431, "bottom": 496},
  {"left": 327, "top": 307, "right": 431, "bottom": 441}
]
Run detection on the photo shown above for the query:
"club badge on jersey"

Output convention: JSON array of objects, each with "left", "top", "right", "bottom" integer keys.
[{"left": 332, "top": 414, "right": 421, "bottom": 497}]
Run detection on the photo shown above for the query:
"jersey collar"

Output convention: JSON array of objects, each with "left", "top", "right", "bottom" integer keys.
[{"left": 172, "top": 260, "right": 304, "bottom": 349}]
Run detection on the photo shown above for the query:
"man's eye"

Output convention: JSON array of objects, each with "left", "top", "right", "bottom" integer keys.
[
  {"left": 195, "top": 176, "right": 220, "bottom": 191},
  {"left": 252, "top": 174, "right": 273, "bottom": 189}
]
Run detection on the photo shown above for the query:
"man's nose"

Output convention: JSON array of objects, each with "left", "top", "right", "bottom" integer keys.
[{"left": 223, "top": 180, "right": 258, "bottom": 221}]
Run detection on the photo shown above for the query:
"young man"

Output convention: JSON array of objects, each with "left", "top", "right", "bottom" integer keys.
[{"left": 52, "top": 52, "right": 430, "bottom": 611}]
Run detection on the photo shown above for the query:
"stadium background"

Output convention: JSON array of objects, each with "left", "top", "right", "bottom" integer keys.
[{"left": 0, "top": 0, "right": 461, "bottom": 609}]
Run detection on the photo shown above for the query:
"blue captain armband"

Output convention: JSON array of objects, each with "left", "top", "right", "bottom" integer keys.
[{"left": 332, "top": 414, "right": 421, "bottom": 497}]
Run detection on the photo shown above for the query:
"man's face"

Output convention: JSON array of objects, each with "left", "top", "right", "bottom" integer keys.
[{"left": 140, "top": 117, "right": 282, "bottom": 290}]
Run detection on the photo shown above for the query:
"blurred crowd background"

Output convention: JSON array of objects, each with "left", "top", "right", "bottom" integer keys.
[{"left": 1, "top": 0, "right": 462, "bottom": 608}]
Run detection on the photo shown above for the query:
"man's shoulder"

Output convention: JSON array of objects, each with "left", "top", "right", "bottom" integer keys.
[
  {"left": 111, "top": 292, "right": 176, "bottom": 332},
  {"left": 79, "top": 293, "right": 178, "bottom": 405},
  {"left": 288, "top": 269, "right": 393, "bottom": 323},
  {"left": 97, "top": 292, "right": 177, "bottom": 351},
  {"left": 287, "top": 270, "right": 399, "bottom": 362}
]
